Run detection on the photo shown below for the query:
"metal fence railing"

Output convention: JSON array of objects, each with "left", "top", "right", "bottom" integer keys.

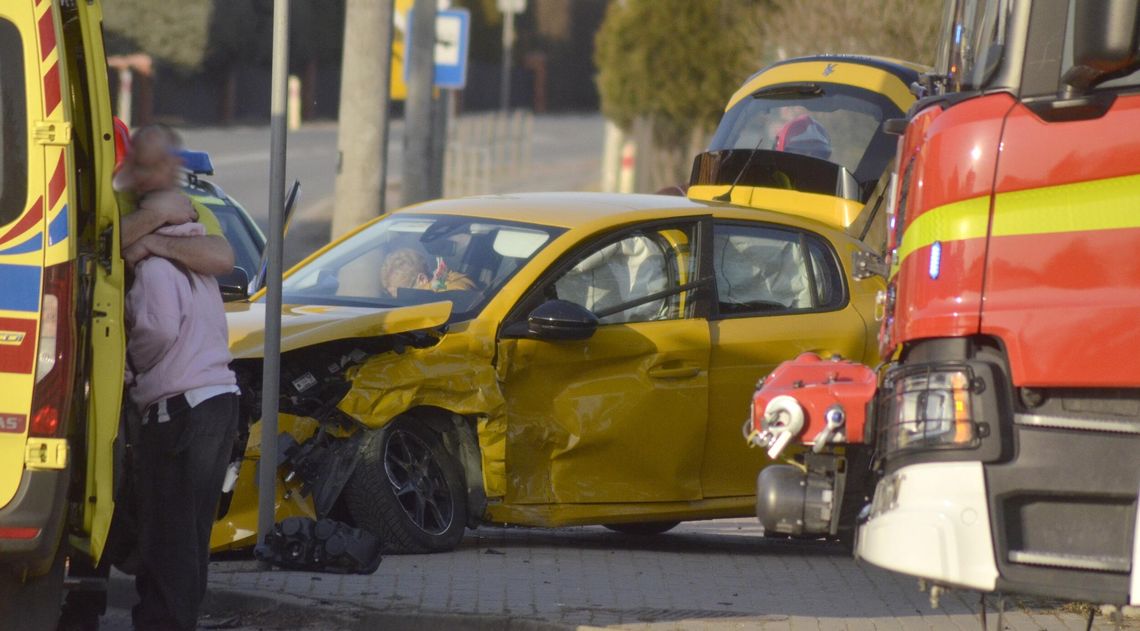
[{"left": 444, "top": 109, "right": 533, "bottom": 197}]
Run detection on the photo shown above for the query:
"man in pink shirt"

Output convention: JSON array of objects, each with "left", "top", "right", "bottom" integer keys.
[
  {"left": 116, "top": 126, "right": 240, "bottom": 631},
  {"left": 124, "top": 220, "right": 240, "bottom": 631}
]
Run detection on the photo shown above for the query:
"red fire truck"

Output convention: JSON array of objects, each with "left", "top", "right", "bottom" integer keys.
[{"left": 747, "top": 0, "right": 1140, "bottom": 606}]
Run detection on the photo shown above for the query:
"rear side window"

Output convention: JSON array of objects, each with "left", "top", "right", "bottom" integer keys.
[
  {"left": 0, "top": 19, "right": 27, "bottom": 227},
  {"left": 712, "top": 222, "right": 846, "bottom": 316}
]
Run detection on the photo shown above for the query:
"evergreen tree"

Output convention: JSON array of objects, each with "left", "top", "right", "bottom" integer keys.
[
  {"left": 103, "top": 0, "right": 213, "bottom": 71},
  {"left": 593, "top": 0, "right": 762, "bottom": 149}
]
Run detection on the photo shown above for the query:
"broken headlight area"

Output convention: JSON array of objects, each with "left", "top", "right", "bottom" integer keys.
[
  {"left": 256, "top": 516, "right": 382, "bottom": 574},
  {"left": 277, "top": 428, "right": 370, "bottom": 518},
  {"left": 234, "top": 330, "right": 442, "bottom": 430}
]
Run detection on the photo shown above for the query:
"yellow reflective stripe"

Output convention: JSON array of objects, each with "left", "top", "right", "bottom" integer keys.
[
  {"left": 895, "top": 195, "right": 990, "bottom": 273},
  {"left": 894, "top": 173, "right": 1140, "bottom": 275},
  {"left": 992, "top": 173, "right": 1140, "bottom": 237},
  {"left": 725, "top": 61, "right": 914, "bottom": 112}
]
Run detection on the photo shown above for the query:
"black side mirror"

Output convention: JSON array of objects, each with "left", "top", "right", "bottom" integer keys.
[
  {"left": 217, "top": 266, "right": 251, "bottom": 302},
  {"left": 527, "top": 299, "right": 599, "bottom": 341},
  {"left": 1064, "top": 0, "right": 1140, "bottom": 91}
]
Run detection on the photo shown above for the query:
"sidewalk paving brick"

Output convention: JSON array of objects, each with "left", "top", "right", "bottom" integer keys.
[{"left": 205, "top": 518, "right": 1135, "bottom": 630}]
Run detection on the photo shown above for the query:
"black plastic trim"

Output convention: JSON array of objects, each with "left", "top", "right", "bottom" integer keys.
[
  {"left": 1023, "top": 92, "right": 1117, "bottom": 122},
  {"left": 986, "top": 426, "right": 1139, "bottom": 605}
]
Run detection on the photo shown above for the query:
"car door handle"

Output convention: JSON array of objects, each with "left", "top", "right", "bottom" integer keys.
[{"left": 647, "top": 362, "right": 701, "bottom": 379}]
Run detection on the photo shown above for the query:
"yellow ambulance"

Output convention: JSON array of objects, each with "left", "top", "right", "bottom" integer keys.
[{"left": 0, "top": 1, "right": 123, "bottom": 628}]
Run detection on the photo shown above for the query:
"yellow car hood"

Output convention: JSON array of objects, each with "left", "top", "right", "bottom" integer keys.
[{"left": 225, "top": 300, "right": 453, "bottom": 359}]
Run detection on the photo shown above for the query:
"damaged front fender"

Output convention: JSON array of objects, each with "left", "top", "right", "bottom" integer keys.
[{"left": 211, "top": 307, "right": 508, "bottom": 551}]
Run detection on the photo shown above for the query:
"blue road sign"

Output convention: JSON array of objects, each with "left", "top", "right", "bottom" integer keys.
[{"left": 405, "top": 8, "right": 471, "bottom": 90}]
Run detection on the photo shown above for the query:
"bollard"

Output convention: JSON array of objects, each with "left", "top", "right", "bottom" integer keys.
[
  {"left": 117, "top": 67, "right": 133, "bottom": 128},
  {"left": 618, "top": 140, "right": 636, "bottom": 193},
  {"left": 601, "top": 120, "right": 623, "bottom": 193},
  {"left": 287, "top": 74, "right": 301, "bottom": 130}
]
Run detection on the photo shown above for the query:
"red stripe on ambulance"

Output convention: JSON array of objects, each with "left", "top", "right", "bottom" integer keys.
[
  {"left": 48, "top": 153, "right": 65, "bottom": 208},
  {"left": 0, "top": 198, "right": 43, "bottom": 247},
  {"left": 37, "top": 7, "right": 55, "bottom": 61},
  {"left": 43, "top": 61, "right": 60, "bottom": 114}
]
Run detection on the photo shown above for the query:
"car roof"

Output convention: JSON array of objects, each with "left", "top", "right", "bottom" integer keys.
[{"left": 390, "top": 191, "right": 853, "bottom": 242}]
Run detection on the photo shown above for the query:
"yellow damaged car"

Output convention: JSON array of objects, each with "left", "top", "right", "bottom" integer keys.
[{"left": 215, "top": 192, "right": 885, "bottom": 553}]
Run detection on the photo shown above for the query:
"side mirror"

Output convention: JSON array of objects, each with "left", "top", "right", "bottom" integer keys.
[
  {"left": 217, "top": 266, "right": 251, "bottom": 302},
  {"left": 527, "top": 300, "right": 598, "bottom": 341},
  {"left": 1063, "top": 0, "right": 1140, "bottom": 91}
]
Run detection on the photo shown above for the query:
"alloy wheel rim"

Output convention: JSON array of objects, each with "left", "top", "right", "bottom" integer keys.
[{"left": 383, "top": 429, "right": 454, "bottom": 535}]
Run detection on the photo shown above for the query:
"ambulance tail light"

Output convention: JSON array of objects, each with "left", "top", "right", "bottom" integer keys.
[{"left": 30, "top": 262, "right": 75, "bottom": 438}]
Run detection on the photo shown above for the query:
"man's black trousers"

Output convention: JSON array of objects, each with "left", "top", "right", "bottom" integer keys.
[{"left": 132, "top": 393, "right": 238, "bottom": 631}]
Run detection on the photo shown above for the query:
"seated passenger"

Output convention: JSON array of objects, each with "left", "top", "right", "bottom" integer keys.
[
  {"left": 378, "top": 247, "right": 475, "bottom": 298},
  {"left": 775, "top": 114, "right": 832, "bottom": 161}
]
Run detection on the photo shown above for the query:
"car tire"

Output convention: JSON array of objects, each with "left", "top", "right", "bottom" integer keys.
[
  {"left": 0, "top": 545, "right": 65, "bottom": 631},
  {"left": 346, "top": 419, "right": 467, "bottom": 554},
  {"left": 603, "top": 521, "right": 680, "bottom": 535}
]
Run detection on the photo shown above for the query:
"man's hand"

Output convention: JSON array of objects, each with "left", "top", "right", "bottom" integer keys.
[
  {"left": 121, "top": 193, "right": 198, "bottom": 250},
  {"left": 121, "top": 234, "right": 156, "bottom": 270},
  {"left": 139, "top": 190, "right": 196, "bottom": 225},
  {"left": 145, "top": 233, "right": 235, "bottom": 276}
]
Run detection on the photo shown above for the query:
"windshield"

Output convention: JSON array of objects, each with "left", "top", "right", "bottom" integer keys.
[
  {"left": 706, "top": 83, "right": 902, "bottom": 188},
  {"left": 936, "top": 0, "right": 1008, "bottom": 91},
  {"left": 278, "top": 214, "right": 562, "bottom": 320}
]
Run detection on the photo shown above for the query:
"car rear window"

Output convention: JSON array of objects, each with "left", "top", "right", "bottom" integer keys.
[{"left": 0, "top": 19, "right": 27, "bottom": 228}]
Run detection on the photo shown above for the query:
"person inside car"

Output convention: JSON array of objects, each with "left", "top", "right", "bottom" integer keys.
[
  {"left": 775, "top": 114, "right": 833, "bottom": 161},
  {"left": 378, "top": 247, "right": 476, "bottom": 298}
]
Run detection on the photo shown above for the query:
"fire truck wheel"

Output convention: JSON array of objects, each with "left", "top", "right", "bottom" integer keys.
[
  {"left": 0, "top": 545, "right": 65, "bottom": 631},
  {"left": 346, "top": 419, "right": 468, "bottom": 554},
  {"left": 603, "top": 521, "right": 681, "bottom": 535}
]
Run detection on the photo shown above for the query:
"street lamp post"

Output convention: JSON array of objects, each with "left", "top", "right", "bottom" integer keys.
[
  {"left": 258, "top": 0, "right": 290, "bottom": 560},
  {"left": 497, "top": 0, "right": 525, "bottom": 112}
]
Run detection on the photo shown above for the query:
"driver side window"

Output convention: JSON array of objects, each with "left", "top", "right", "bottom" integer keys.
[{"left": 552, "top": 225, "right": 695, "bottom": 325}]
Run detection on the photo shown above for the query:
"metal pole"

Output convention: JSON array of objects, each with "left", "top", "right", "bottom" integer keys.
[
  {"left": 498, "top": 8, "right": 515, "bottom": 112},
  {"left": 258, "top": 0, "right": 289, "bottom": 558}
]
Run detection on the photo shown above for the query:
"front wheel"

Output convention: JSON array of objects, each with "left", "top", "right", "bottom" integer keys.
[{"left": 346, "top": 419, "right": 468, "bottom": 554}]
